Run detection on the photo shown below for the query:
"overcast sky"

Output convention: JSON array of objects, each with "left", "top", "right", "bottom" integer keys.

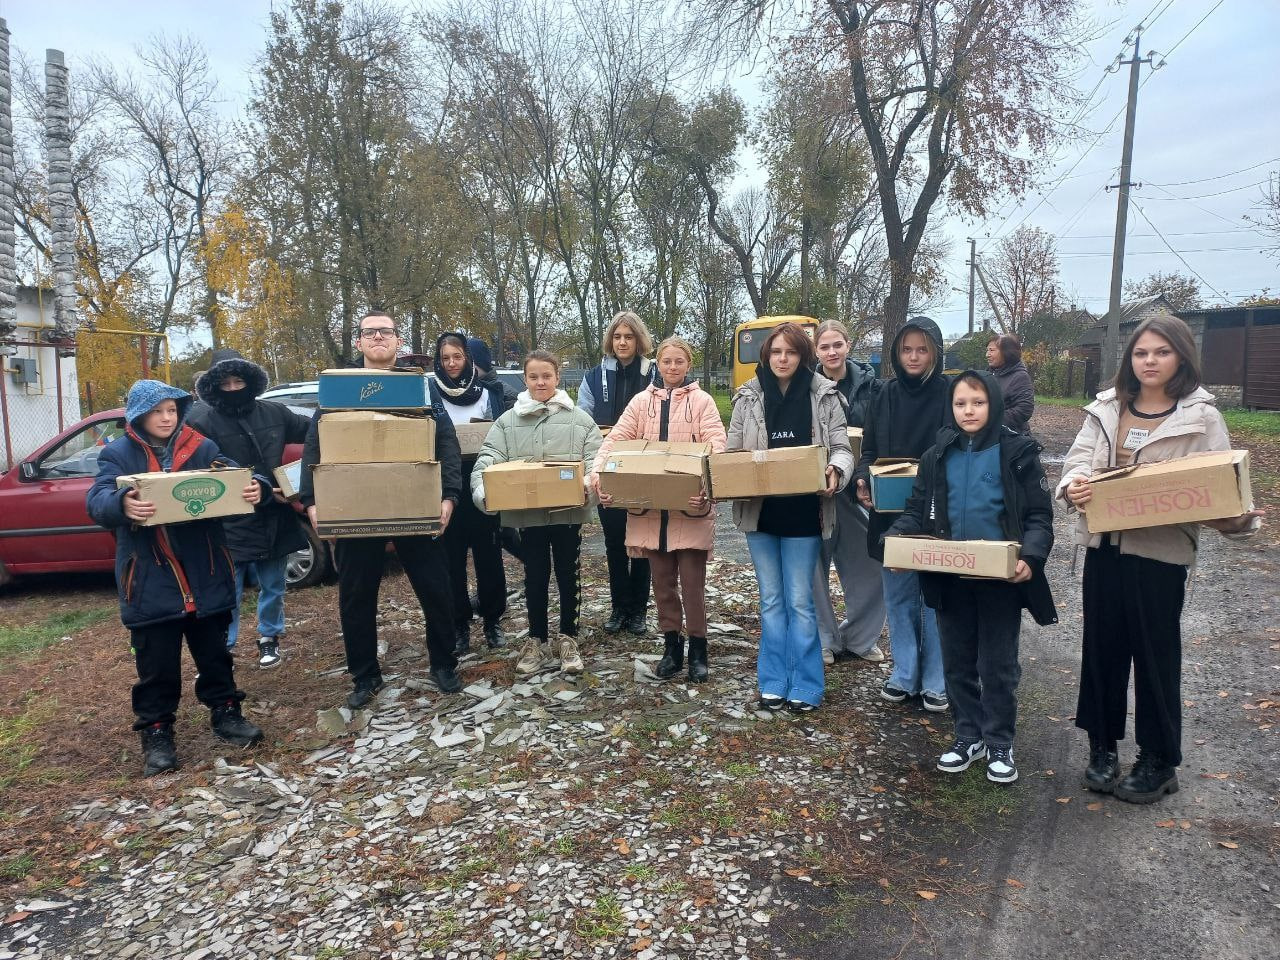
[{"left": 4, "top": 0, "right": 1277, "bottom": 340}]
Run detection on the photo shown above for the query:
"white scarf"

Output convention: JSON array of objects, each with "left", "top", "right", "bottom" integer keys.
[{"left": 514, "top": 388, "right": 574, "bottom": 417}]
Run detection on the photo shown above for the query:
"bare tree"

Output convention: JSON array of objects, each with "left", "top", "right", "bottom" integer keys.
[{"left": 982, "top": 225, "right": 1058, "bottom": 336}]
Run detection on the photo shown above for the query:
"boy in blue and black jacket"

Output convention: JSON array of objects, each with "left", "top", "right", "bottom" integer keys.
[
  {"left": 886, "top": 370, "right": 1056, "bottom": 785},
  {"left": 87, "top": 380, "right": 271, "bottom": 777}
]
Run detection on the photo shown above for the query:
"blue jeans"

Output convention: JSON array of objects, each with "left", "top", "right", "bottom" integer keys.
[
  {"left": 882, "top": 568, "right": 945, "bottom": 697},
  {"left": 747, "top": 532, "right": 824, "bottom": 706},
  {"left": 228, "top": 555, "right": 288, "bottom": 649}
]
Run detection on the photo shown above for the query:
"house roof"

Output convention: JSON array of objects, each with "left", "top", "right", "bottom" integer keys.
[{"left": 1074, "top": 296, "right": 1174, "bottom": 347}]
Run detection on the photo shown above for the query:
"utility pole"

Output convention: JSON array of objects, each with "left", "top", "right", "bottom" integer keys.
[
  {"left": 1102, "top": 28, "right": 1155, "bottom": 381},
  {"left": 967, "top": 238, "right": 976, "bottom": 335},
  {"left": 974, "top": 262, "right": 1002, "bottom": 333}
]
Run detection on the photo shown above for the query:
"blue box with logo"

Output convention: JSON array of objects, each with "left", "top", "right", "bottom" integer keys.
[{"left": 317, "top": 368, "right": 428, "bottom": 410}]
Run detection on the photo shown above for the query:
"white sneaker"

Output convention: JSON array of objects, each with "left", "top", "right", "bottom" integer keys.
[
  {"left": 558, "top": 635, "right": 584, "bottom": 674},
  {"left": 821, "top": 647, "right": 835, "bottom": 666},
  {"left": 937, "top": 739, "right": 987, "bottom": 773},
  {"left": 515, "top": 638, "right": 550, "bottom": 675},
  {"left": 987, "top": 746, "right": 1018, "bottom": 784},
  {"left": 855, "top": 645, "right": 886, "bottom": 663}
]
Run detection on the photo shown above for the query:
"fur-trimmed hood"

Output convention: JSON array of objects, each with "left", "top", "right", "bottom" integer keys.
[{"left": 195, "top": 349, "right": 269, "bottom": 414}]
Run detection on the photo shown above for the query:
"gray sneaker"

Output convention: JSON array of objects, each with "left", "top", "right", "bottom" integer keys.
[{"left": 515, "top": 638, "right": 551, "bottom": 676}]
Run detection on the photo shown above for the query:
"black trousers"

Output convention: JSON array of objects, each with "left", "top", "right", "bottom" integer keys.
[
  {"left": 598, "top": 505, "right": 649, "bottom": 616},
  {"left": 443, "top": 491, "right": 507, "bottom": 628},
  {"left": 521, "top": 524, "right": 582, "bottom": 641},
  {"left": 934, "top": 581, "right": 1024, "bottom": 749},
  {"left": 1076, "top": 541, "right": 1187, "bottom": 765},
  {"left": 334, "top": 535, "right": 458, "bottom": 685},
  {"left": 131, "top": 611, "right": 239, "bottom": 730}
]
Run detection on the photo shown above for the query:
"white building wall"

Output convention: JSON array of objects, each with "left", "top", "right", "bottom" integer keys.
[{"left": 1, "top": 286, "right": 80, "bottom": 468}]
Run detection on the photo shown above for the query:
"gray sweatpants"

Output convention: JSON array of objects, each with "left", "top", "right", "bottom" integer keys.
[{"left": 815, "top": 494, "right": 886, "bottom": 656}]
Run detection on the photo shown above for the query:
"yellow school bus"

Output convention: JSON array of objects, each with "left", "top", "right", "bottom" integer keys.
[{"left": 731, "top": 315, "right": 818, "bottom": 391}]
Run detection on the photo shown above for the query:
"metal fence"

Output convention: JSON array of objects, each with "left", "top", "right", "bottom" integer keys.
[{"left": 0, "top": 337, "right": 81, "bottom": 471}]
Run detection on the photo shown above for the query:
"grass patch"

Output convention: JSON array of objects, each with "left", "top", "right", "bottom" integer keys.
[
  {"left": 0, "top": 698, "right": 57, "bottom": 790},
  {"left": 0, "top": 852, "right": 36, "bottom": 881},
  {"left": 708, "top": 390, "right": 734, "bottom": 426},
  {"left": 0, "top": 608, "right": 115, "bottom": 663},
  {"left": 1034, "top": 394, "right": 1087, "bottom": 409},
  {"left": 1222, "top": 408, "right": 1280, "bottom": 440},
  {"left": 575, "top": 893, "right": 626, "bottom": 941},
  {"left": 918, "top": 769, "right": 1020, "bottom": 831}
]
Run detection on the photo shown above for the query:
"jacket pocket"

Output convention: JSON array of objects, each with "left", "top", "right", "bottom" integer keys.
[{"left": 122, "top": 556, "right": 137, "bottom": 602}]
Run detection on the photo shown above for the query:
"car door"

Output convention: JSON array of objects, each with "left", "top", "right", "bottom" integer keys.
[{"left": 0, "top": 414, "right": 126, "bottom": 574}]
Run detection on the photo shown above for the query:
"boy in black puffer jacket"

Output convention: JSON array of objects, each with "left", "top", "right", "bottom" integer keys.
[
  {"left": 886, "top": 370, "right": 1056, "bottom": 786},
  {"left": 87, "top": 380, "right": 271, "bottom": 777}
]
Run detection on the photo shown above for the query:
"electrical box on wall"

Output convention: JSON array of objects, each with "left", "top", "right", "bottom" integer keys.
[{"left": 9, "top": 357, "right": 37, "bottom": 384}]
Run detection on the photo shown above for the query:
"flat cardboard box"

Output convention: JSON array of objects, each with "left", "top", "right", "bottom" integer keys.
[
  {"left": 115, "top": 467, "right": 255, "bottom": 526},
  {"left": 454, "top": 420, "right": 495, "bottom": 457},
  {"left": 317, "top": 367, "right": 428, "bottom": 410},
  {"left": 1083, "top": 449, "right": 1253, "bottom": 534},
  {"left": 319, "top": 411, "right": 435, "bottom": 464},
  {"left": 273, "top": 462, "right": 302, "bottom": 501},
  {"left": 846, "top": 427, "right": 863, "bottom": 466},
  {"left": 598, "top": 440, "right": 712, "bottom": 511},
  {"left": 482, "top": 460, "right": 586, "bottom": 512},
  {"left": 884, "top": 535, "right": 1020, "bottom": 580},
  {"left": 709, "top": 446, "right": 828, "bottom": 500},
  {"left": 312, "top": 461, "right": 442, "bottom": 538},
  {"left": 869, "top": 459, "right": 919, "bottom": 512}
]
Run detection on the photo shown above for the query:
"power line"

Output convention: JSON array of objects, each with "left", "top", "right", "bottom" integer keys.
[
  {"left": 1058, "top": 228, "right": 1253, "bottom": 241},
  {"left": 1142, "top": 179, "right": 1269, "bottom": 202},
  {"left": 1161, "top": 0, "right": 1225, "bottom": 60},
  {"left": 1130, "top": 200, "right": 1230, "bottom": 300},
  {"left": 1059, "top": 246, "right": 1270, "bottom": 257},
  {"left": 1147, "top": 156, "right": 1280, "bottom": 188}
]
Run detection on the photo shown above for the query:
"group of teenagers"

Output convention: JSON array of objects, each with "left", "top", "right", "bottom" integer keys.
[{"left": 90, "top": 309, "right": 1259, "bottom": 806}]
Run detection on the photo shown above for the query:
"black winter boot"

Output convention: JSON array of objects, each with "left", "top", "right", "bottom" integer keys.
[
  {"left": 140, "top": 723, "right": 178, "bottom": 777},
  {"left": 603, "top": 611, "right": 627, "bottom": 634},
  {"left": 1113, "top": 749, "right": 1179, "bottom": 804},
  {"left": 655, "top": 631, "right": 684, "bottom": 679},
  {"left": 1083, "top": 736, "right": 1121, "bottom": 793},
  {"left": 210, "top": 700, "right": 264, "bottom": 747},
  {"left": 686, "top": 636, "right": 708, "bottom": 684}
]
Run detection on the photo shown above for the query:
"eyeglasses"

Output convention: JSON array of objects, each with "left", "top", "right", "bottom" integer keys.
[{"left": 359, "top": 327, "right": 397, "bottom": 340}]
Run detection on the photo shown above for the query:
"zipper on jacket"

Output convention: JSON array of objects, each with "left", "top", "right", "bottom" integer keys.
[
  {"left": 123, "top": 557, "right": 137, "bottom": 602},
  {"left": 157, "top": 527, "right": 196, "bottom": 612}
]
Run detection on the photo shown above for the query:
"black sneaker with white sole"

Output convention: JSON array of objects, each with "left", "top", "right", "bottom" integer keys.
[
  {"left": 786, "top": 700, "right": 816, "bottom": 714},
  {"left": 880, "top": 680, "right": 910, "bottom": 704},
  {"left": 937, "top": 739, "right": 987, "bottom": 773},
  {"left": 257, "top": 638, "right": 282, "bottom": 669},
  {"left": 986, "top": 746, "right": 1018, "bottom": 784},
  {"left": 921, "top": 691, "right": 950, "bottom": 713},
  {"left": 759, "top": 694, "right": 785, "bottom": 711}
]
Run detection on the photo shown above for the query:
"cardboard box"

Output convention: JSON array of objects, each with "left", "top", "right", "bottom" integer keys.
[
  {"left": 869, "top": 459, "right": 919, "bottom": 512},
  {"left": 317, "top": 367, "right": 428, "bottom": 410},
  {"left": 319, "top": 411, "right": 435, "bottom": 464},
  {"left": 312, "top": 461, "right": 442, "bottom": 538},
  {"left": 709, "top": 446, "right": 828, "bottom": 500},
  {"left": 1083, "top": 449, "right": 1253, "bottom": 534},
  {"left": 482, "top": 460, "right": 585, "bottom": 512},
  {"left": 846, "top": 427, "right": 863, "bottom": 466},
  {"left": 115, "top": 467, "right": 255, "bottom": 526},
  {"left": 884, "top": 535, "right": 1020, "bottom": 580},
  {"left": 598, "top": 440, "right": 712, "bottom": 511},
  {"left": 454, "top": 421, "right": 495, "bottom": 457},
  {"left": 273, "top": 462, "right": 303, "bottom": 501}
]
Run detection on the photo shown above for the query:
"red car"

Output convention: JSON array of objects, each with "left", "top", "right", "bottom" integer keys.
[{"left": 0, "top": 409, "right": 329, "bottom": 588}]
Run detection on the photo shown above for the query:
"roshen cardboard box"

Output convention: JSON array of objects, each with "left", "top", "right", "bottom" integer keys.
[
  {"left": 1083, "top": 449, "right": 1253, "bottom": 534},
  {"left": 454, "top": 421, "right": 495, "bottom": 457},
  {"left": 273, "top": 461, "right": 303, "bottom": 501},
  {"left": 115, "top": 467, "right": 254, "bottom": 526},
  {"left": 869, "top": 458, "right": 919, "bottom": 512},
  {"left": 709, "top": 446, "right": 828, "bottom": 500},
  {"left": 319, "top": 411, "right": 435, "bottom": 464},
  {"left": 482, "top": 461, "right": 585, "bottom": 512},
  {"left": 312, "top": 461, "right": 442, "bottom": 537},
  {"left": 884, "top": 535, "right": 1020, "bottom": 580},
  {"left": 598, "top": 440, "right": 712, "bottom": 511},
  {"left": 846, "top": 427, "right": 863, "bottom": 467},
  {"left": 317, "top": 368, "right": 427, "bottom": 410}
]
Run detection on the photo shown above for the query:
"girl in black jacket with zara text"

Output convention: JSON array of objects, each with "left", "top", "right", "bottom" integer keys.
[{"left": 887, "top": 370, "right": 1056, "bottom": 785}]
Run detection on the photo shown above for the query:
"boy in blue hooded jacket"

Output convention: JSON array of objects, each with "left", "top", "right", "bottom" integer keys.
[
  {"left": 886, "top": 370, "right": 1057, "bottom": 785},
  {"left": 87, "top": 380, "right": 270, "bottom": 777}
]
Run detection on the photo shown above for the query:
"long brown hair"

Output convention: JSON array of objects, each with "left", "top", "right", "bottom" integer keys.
[
  {"left": 1112, "top": 315, "right": 1202, "bottom": 406},
  {"left": 759, "top": 321, "right": 817, "bottom": 370}
]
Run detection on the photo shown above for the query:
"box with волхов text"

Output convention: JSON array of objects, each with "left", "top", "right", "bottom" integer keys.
[
  {"left": 1082, "top": 449, "right": 1253, "bottom": 534},
  {"left": 708, "top": 445, "right": 827, "bottom": 500},
  {"left": 883, "top": 535, "right": 1020, "bottom": 580},
  {"left": 482, "top": 460, "right": 586, "bottom": 512},
  {"left": 312, "top": 461, "right": 442, "bottom": 538},
  {"left": 115, "top": 467, "right": 255, "bottom": 526},
  {"left": 316, "top": 367, "right": 427, "bottom": 410},
  {"left": 598, "top": 440, "right": 712, "bottom": 511},
  {"left": 318, "top": 411, "right": 436, "bottom": 464}
]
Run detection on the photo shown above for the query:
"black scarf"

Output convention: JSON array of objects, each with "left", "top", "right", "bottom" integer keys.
[
  {"left": 208, "top": 388, "right": 257, "bottom": 418},
  {"left": 433, "top": 332, "right": 485, "bottom": 406},
  {"left": 757, "top": 362, "right": 813, "bottom": 447}
]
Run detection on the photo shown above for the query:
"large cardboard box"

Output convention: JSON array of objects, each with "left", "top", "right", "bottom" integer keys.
[
  {"left": 319, "top": 411, "right": 435, "bottom": 464},
  {"left": 312, "top": 461, "right": 442, "bottom": 538},
  {"left": 846, "top": 427, "right": 863, "bottom": 467},
  {"left": 869, "top": 459, "right": 919, "bottom": 512},
  {"left": 884, "top": 535, "right": 1020, "bottom": 580},
  {"left": 454, "top": 421, "right": 495, "bottom": 457},
  {"left": 317, "top": 368, "right": 428, "bottom": 410},
  {"left": 598, "top": 440, "right": 712, "bottom": 511},
  {"left": 482, "top": 461, "right": 585, "bottom": 512},
  {"left": 709, "top": 446, "right": 828, "bottom": 500},
  {"left": 115, "top": 467, "right": 255, "bottom": 526},
  {"left": 273, "top": 462, "right": 302, "bottom": 501},
  {"left": 1083, "top": 449, "right": 1253, "bottom": 534}
]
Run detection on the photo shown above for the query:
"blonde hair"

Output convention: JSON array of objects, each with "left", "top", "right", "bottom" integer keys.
[
  {"left": 814, "top": 319, "right": 851, "bottom": 344},
  {"left": 602, "top": 310, "right": 654, "bottom": 359},
  {"left": 655, "top": 335, "right": 693, "bottom": 364}
]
